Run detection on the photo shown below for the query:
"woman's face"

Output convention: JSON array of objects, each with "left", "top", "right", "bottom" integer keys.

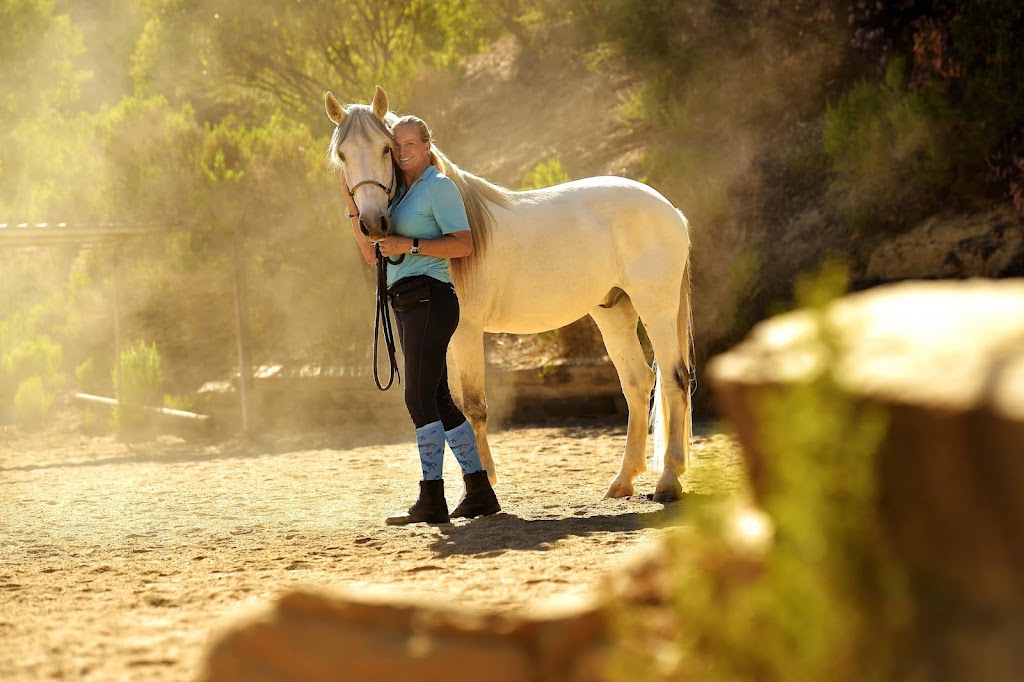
[{"left": 393, "top": 124, "right": 431, "bottom": 176}]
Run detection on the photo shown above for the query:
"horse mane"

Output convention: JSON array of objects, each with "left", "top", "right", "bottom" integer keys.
[
  {"left": 426, "top": 145, "right": 515, "bottom": 290},
  {"left": 328, "top": 104, "right": 515, "bottom": 291}
]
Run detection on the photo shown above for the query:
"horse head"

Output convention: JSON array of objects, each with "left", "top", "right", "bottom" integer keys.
[{"left": 325, "top": 86, "right": 397, "bottom": 242}]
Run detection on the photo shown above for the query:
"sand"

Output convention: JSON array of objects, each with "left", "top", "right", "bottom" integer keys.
[{"left": 0, "top": 413, "right": 744, "bottom": 681}]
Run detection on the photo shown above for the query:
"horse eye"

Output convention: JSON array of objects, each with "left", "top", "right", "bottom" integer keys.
[
  {"left": 337, "top": 150, "right": 346, "bottom": 162},
  {"left": 383, "top": 146, "right": 391, "bottom": 156}
]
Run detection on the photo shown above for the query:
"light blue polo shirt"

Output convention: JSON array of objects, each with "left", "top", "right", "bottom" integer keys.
[{"left": 386, "top": 165, "right": 471, "bottom": 288}]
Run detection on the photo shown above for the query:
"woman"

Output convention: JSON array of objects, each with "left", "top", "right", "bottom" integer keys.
[{"left": 339, "top": 115, "right": 501, "bottom": 525}]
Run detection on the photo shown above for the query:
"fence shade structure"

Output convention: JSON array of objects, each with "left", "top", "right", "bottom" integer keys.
[{"left": 0, "top": 221, "right": 253, "bottom": 433}]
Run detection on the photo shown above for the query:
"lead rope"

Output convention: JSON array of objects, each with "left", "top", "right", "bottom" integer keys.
[{"left": 373, "top": 245, "right": 404, "bottom": 391}]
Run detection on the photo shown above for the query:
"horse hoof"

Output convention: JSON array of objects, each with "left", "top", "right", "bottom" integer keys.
[
  {"left": 604, "top": 481, "right": 634, "bottom": 499},
  {"left": 652, "top": 483, "right": 683, "bottom": 503}
]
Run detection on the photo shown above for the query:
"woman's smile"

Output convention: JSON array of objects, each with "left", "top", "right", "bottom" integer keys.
[{"left": 393, "top": 124, "right": 431, "bottom": 180}]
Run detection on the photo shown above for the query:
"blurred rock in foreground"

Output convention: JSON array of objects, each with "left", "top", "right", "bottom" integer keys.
[
  {"left": 199, "top": 586, "right": 609, "bottom": 682},
  {"left": 708, "top": 278, "right": 1024, "bottom": 680}
]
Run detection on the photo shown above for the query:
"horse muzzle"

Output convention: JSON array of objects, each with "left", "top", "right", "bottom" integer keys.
[{"left": 360, "top": 212, "right": 391, "bottom": 241}]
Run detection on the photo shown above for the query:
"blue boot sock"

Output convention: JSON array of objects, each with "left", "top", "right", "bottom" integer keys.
[
  {"left": 415, "top": 421, "right": 446, "bottom": 481},
  {"left": 444, "top": 420, "right": 483, "bottom": 475}
]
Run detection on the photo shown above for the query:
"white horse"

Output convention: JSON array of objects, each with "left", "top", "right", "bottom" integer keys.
[{"left": 326, "top": 86, "right": 693, "bottom": 502}]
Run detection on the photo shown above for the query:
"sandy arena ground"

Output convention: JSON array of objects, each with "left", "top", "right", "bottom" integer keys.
[{"left": 0, "top": 414, "right": 744, "bottom": 681}]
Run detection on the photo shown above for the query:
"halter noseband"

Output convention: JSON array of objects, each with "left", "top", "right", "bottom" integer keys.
[{"left": 344, "top": 161, "right": 397, "bottom": 219}]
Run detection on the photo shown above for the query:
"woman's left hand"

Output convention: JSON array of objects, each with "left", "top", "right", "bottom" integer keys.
[{"left": 378, "top": 235, "right": 413, "bottom": 257}]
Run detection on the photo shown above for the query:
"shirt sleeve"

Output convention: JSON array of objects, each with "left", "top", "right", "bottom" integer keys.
[{"left": 430, "top": 177, "right": 472, "bottom": 235}]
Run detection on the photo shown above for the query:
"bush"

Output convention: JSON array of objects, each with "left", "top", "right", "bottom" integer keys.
[
  {"left": 520, "top": 158, "right": 571, "bottom": 190},
  {"left": 2, "top": 334, "right": 62, "bottom": 383},
  {"left": 112, "top": 340, "right": 162, "bottom": 436},
  {"left": 163, "top": 393, "right": 194, "bottom": 411},
  {"left": 14, "top": 376, "right": 54, "bottom": 428},
  {"left": 1, "top": 333, "right": 63, "bottom": 422},
  {"left": 75, "top": 356, "right": 107, "bottom": 394},
  {"left": 824, "top": 57, "right": 954, "bottom": 232},
  {"left": 76, "top": 356, "right": 112, "bottom": 434}
]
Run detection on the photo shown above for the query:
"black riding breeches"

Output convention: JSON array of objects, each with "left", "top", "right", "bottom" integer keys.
[{"left": 391, "top": 276, "right": 467, "bottom": 430}]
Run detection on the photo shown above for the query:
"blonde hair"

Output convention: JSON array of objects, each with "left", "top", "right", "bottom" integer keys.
[{"left": 391, "top": 116, "right": 514, "bottom": 290}]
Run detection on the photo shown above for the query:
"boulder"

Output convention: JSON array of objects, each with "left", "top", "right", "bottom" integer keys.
[
  {"left": 199, "top": 586, "right": 608, "bottom": 682},
  {"left": 865, "top": 207, "right": 1024, "bottom": 282},
  {"left": 707, "top": 278, "right": 1024, "bottom": 679}
]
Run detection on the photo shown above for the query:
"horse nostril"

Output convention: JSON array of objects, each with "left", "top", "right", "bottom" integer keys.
[
  {"left": 359, "top": 221, "right": 370, "bottom": 236},
  {"left": 380, "top": 215, "right": 389, "bottom": 234}
]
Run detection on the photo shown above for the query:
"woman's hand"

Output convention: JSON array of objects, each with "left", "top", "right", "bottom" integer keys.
[{"left": 378, "top": 235, "right": 413, "bottom": 258}]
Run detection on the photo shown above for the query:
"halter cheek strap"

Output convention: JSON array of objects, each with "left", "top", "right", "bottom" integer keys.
[
  {"left": 342, "top": 182, "right": 360, "bottom": 220},
  {"left": 343, "top": 161, "right": 397, "bottom": 219}
]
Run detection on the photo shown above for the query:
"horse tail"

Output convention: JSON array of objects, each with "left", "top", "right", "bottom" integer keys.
[{"left": 652, "top": 212, "right": 694, "bottom": 473}]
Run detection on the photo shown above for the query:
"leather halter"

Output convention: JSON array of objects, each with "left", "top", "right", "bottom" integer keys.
[{"left": 344, "top": 161, "right": 397, "bottom": 219}]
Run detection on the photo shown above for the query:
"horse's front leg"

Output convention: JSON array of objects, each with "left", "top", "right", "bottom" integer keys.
[{"left": 447, "top": 322, "right": 496, "bottom": 483}]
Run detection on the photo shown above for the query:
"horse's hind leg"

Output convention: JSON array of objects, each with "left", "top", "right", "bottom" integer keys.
[
  {"left": 629, "top": 278, "right": 692, "bottom": 503},
  {"left": 446, "top": 322, "right": 497, "bottom": 483},
  {"left": 590, "top": 296, "right": 656, "bottom": 498}
]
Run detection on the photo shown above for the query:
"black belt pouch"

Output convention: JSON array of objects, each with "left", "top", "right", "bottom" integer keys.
[{"left": 388, "top": 275, "right": 433, "bottom": 312}]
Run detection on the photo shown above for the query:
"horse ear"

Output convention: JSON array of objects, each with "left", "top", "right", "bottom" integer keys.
[
  {"left": 371, "top": 85, "right": 389, "bottom": 120},
  {"left": 325, "top": 91, "right": 347, "bottom": 126}
]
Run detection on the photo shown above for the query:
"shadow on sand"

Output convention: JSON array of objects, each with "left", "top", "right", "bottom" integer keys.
[{"left": 429, "top": 492, "right": 727, "bottom": 556}]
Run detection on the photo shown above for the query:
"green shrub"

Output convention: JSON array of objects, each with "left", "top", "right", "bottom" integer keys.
[
  {"left": 112, "top": 340, "right": 162, "bottom": 436},
  {"left": 76, "top": 356, "right": 111, "bottom": 434},
  {"left": 75, "top": 356, "right": 108, "bottom": 394},
  {"left": 824, "top": 57, "right": 954, "bottom": 232},
  {"left": 520, "top": 158, "right": 571, "bottom": 190},
  {"left": 14, "top": 376, "right": 54, "bottom": 428},
  {"left": 163, "top": 393, "right": 194, "bottom": 411},
  {"left": 1, "top": 334, "right": 63, "bottom": 421},
  {"left": 2, "top": 334, "right": 62, "bottom": 383}
]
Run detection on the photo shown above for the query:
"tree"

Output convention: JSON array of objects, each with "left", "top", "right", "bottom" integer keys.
[{"left": 0, "top": 0, "right": 87, "bottom": 217}]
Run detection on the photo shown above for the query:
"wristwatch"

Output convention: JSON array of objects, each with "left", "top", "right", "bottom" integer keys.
[{"left": 410, "top": 238, "right": 420, "bottom": 255}]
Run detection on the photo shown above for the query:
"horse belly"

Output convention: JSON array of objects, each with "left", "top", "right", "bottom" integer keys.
[
  {"left": 478, "top": 222, "right": 619, "bottom": 334},
  {"left": 483, "top": 280, "right": 608, "bottom": 334}
]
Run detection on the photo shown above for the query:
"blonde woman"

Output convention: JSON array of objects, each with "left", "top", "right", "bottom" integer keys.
[{"left": 341, "top": 116, "right": 501, "bottom": 525}]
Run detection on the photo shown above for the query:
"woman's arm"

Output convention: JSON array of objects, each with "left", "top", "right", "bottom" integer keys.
[
  {"left": 339, "top": 170, "right": 376, "bottom": 266},
  {"left": 377, "top": 231, "right": 473, "bottom": 259}
]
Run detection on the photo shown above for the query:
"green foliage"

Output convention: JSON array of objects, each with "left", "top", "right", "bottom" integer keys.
[
  {"left": 0, "top": 0, "right": 86, "bottom": 119},
  {"left": 1, "top": 331, "right": 62, "bottom": 424},
  {"left": 824, "top": 57, "right": 955, "bottom": 232},
  {"left": 163, "top": 393, "right": 194, "bottom": 411},
  {"left": 14, "top": 376, "right": 54, "bottom": 428},
  {"left": 75, "top": 356, "right": 110, "bottom": 434},
  {"left": 520, "top": 157, "right": 571, "bottom": 189},
  {"left": 4, "top": 334, "right": 63, "bottom": 380},
  {"left": 112, "top": 340, "right": 161, "bottom": 435},
  {"left": 0, "top": 0, "right": 89, "bottom": 217},
  {"left": 609, "top": 261, "right": 909, "bottom": 681},
  {"left": 129, "top": 0, "right": 501, "bottom": 128},
  {"left": 75, "top": 356, "right": 105, "bottom": 394},
  {"left": 1, "top": 333, "right": 63, "bottom": 414}
]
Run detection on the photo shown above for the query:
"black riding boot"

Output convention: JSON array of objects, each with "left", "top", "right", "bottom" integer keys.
[
  {"left": 386, "top": 479, "right": 450, "bottom": 525},
  {"left": 451, "top": 470, "right": 501, "bottom": 519}
]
